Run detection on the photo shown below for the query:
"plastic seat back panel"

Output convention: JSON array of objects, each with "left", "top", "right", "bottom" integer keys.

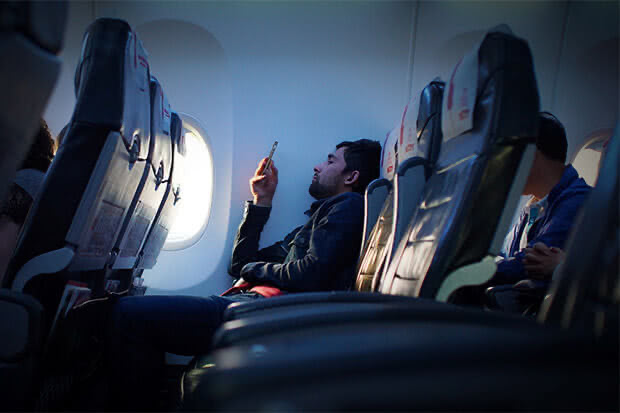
[{"left": 136, "top": 86, "right": 180, "bottom": 270}]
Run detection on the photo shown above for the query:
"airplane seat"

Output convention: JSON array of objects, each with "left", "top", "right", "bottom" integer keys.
[
  {"left": 374, "top": 79, "right": 445, "bottom": 291},
  {"left": 360, "top": 129, "right": 395, "bottom": 255},
  {"left": 0, "top": 2, "right": 67, "bottom": 410},
  {"left": 2, "top": 18, "right": 152, "bottom": 325},
  {"left": 135, "top": 109, "right": 182, "bottom": 275},
  {"left": 355, "top": 126, "right": 398, "bottom": 291},
  {"left": 219, "top": 79, "right": 445, "bottom": 324},
  {"left": 379, "top": 26, "right": 540, "bottom": 301},
  {"left": 107, "top": 76, "right": 179, "bottom": 290},
  {"left": 0, "top": 1, "right": 67, "bottom": 204}
]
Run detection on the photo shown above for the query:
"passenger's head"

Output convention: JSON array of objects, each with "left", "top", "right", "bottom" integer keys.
[
  {"left": 0, "top": 119, "right": 55, "bottom": 279},
  {"left": 21, "top": 119, "right": 56, "bottom": 171},
  {"left": 535, "top": 112, "right": 567, "bottom": 163},
  {"left": 309, "top": 139, "right": 381, "bottom": 199},
  {"left": 522, "top": 112, "right": 568, "bottom": 198}
]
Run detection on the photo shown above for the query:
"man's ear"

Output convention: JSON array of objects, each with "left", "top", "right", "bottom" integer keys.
[{"left": 344, "top": 170, "right": 360, "bottom": 187}]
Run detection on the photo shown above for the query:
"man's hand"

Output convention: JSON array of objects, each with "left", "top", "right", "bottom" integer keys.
[
  {"left": 233, "top": 277, "right": 247, "bottom": 287},
  {"left": 523, "top": 242, "right": 566, "bottom": 280},
  {"left": 250, "top": 157, "right": 278, "bottom": 207}
]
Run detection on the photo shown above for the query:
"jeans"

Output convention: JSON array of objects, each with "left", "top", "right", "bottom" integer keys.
[{"left": 105, "top": 293, "right": 261, "bottom": 410}]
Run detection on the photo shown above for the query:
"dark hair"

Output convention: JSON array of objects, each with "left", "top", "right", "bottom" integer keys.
[
  {"left": 0, "top": 119, "right": 55, "bottom": 225},
  {"left": 536, "top": 112, "right": 567, "bottom": 163},
  {"left": 336, "top": 139, "right": 382, "bottom": 194},
  {"left": 20, "top": 119, "right": 56, "bottom": 172}
]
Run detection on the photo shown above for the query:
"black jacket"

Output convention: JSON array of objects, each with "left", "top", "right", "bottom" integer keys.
[{"left": 228, "top": 192, "right": 364, "bottom": 292}]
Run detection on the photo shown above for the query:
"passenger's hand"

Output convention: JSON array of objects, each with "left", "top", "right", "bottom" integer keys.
[
  {"left": 233, "top": 277, "right": 247, "bottom": 287},
  {"left": 523, "top": 242, "right": 566, "bottom": 280},
  {"left": 250, "top": 158, "right": 278, "bottom": 207}
]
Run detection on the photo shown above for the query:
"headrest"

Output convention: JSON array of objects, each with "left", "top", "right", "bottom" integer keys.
[
  {"left": 73, "top": 18, "right": 151, "bottom": 161},
  {"left": 416, "top": 79, "right": 445, "bottom": 166},
  {"left": 381, "top": 126, "right": 400, "bottom": 180},
  {"left": 0, "top": 1, "right": 67, "bottom": 54},
  {"left": 399, "top": 94, "right": 422, "bottom": 164},
  {"left": 170, "top": 111, "right": 182, "bottom": 201},
  {"left": 438, "top": 25, "right": 539, "bottom": 168},
  {"left": 171, "top": 112, "right": 183, "bottom": 154},
  {"left": 399, "top": 78, "right": 445, "bottom": 165},
  {"left": 150, "top": 76, "right": 171, "bottom": 138}
]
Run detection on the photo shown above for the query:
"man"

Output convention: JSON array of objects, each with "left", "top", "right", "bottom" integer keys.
[
  {"left": 228, "top": 139, "right": 380, "bottom": 293},
  {"left": 491, "top": 112, "right": 591, "bottom": 286},
  {"left": 483, "top": 113, "right": 591, "bottom": 313},
  {"left": 106, "top": 139, "right": 382, "bottom": 410},
  {"left": 0, "top": 120, "right": 55, "bottom": 281}
]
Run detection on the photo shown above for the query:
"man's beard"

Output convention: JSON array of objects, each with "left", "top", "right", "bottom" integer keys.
[{"left": 308, "top": 180, "right": 332, "bottom": 200}]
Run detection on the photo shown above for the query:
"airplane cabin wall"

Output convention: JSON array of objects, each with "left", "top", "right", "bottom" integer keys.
[
  {"left": 408, "top": 0, "right": 618, "bottom": 161},
  {"left": 41, "top": 1, "right": 617, "bottom": 296}
]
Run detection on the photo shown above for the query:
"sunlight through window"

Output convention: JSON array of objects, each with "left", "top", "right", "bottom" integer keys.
[
  {"left": 572, "top": 131, "right": 610, "bottom": 187},
  {"left": 164, "top": 114, "right": 214, "bottom": 250}
]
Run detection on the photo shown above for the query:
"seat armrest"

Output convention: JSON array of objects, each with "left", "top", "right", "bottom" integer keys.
[
  {"left": 0, "top": 289, "right": 44, "bottom": 361},
  {"left": 0, "top": 289, "right": 44, "bottom": 410},
  {"left": 215, "top": 299, "right": 532, "bottom": 349},
  {"left": 223, "top": 291, "right": 414, "bottom": 321}
]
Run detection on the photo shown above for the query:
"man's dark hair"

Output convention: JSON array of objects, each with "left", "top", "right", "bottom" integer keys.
[
  {"left": 336, "top": 139, "right": 382, "bottom": 194},
  {"left": 21, "top": 119, "right": 56, "bottom": 171},
  {"left": 0, "top": 119, "right": 55, "bottom": 225},
  {"left": 536, "top": 112, "right": 567, "bottom": 163}
]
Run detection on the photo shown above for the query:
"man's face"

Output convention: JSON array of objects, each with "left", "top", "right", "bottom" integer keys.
[
  {"left": 522, "top": 150, "right": 542, "bottom": 196},
  {"left": 309, "top": 147, "right": 349, "bottom": 200}
]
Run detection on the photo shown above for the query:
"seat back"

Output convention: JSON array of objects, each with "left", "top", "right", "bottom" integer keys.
[
  {"left": 105, "top": 76, "right": 177, "bottom": 291},
  {"left": 381, "top": 26, "right": 539, "bottom": 299},
  {"left": 381, "top": 80, "right": 445, "bottom": 291},
  {"left": 356, "top": 81, "right": 445, "bottom": 292},
  {"left": 355, "top": 127, "right": 398, "bottom": 290},
  {"left": 539, "top": 125, "right": 619, "bottom": 339},
  {"left": 3, "top": 18, "right": 152, "bottom": 315},
  {"left": 109, "top": 78, "right": 170, "bottom": 266},
  {"left": 0, "top": 1, "right": 67, "bottom": 204},
  {"left": 360, "top": 127, "right": 398, "bottom": 253},
  {"left": 361, "top": 180, "right": 391, "bottom": 255},
  {"left": 136, "top": 106, "right": 182, "bottom": 271}
]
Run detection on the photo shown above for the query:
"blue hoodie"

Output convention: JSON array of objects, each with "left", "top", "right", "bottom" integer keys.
[{"left": 493, "top": 164, "right": 591, "bottom": 285}]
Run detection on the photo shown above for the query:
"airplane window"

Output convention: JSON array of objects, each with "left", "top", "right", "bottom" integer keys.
[
  {"left": 572, "top": 130, "right": 611, "bottom": 187},
  {"left": 163, "top": 114, "right": 214, "bottom": 250}
]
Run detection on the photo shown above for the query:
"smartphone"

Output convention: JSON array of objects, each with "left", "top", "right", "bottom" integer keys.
[{"left": 264, "top": 140, "right": 278, "bottom": 172}]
